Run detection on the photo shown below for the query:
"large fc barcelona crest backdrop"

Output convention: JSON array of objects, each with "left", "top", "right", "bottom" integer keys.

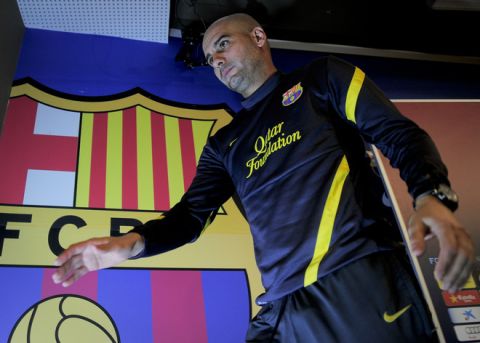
[{"left": 0, "top": 79, "right": 262, "bottom": 343}]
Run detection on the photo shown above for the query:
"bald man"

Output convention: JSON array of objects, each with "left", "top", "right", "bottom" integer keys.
[{"left": 54, "top": 13, "right": 474, "bottom": 342}]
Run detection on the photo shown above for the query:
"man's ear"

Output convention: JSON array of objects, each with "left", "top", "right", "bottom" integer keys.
[{"left": 251, "top": 27, "right": 267, "bottom": 47}]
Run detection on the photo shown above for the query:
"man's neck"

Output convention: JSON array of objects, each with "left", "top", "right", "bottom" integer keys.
[
  {"left": 242, "top": 67, "right": 278, "bottom": 98},
  {"left": 241, "top": 70, "right": 281, "bottom": 110}
]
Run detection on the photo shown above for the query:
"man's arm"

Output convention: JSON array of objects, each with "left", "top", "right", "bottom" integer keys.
[
  {"left": 323, "top": 56, "right": 475, "bottom": 292},
  {"left": 410, "top": 195, "right": 474, "bottom": 292},
  {"left": 52, "top": 201, "right": 208, "bottom": 287},
  {"left": 53, "top": 139, "right": 234, "bottom": 286}
]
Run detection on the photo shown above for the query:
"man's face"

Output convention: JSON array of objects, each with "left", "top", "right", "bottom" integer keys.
[{"left": 202, "top": 21, "right": 261, "bottom": 96}]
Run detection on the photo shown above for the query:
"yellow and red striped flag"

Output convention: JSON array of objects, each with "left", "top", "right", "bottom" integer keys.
[{"left": 75, "top": 106, "right": 214, "bottom": 211}]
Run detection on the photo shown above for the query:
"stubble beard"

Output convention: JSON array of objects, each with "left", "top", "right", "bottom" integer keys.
[
  {"left": 225, "top": 65, "right": 256, "bottom": 97},
  {"left": 227, "top": 74, "right": 247, "bottom": 94},
  {"left": 223, "top": 52, "right": 261, "bottom": 96}
]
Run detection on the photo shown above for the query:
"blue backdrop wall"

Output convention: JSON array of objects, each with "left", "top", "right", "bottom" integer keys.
[{"left": 15, "top": 28, "right": 480, "bottom": 107}]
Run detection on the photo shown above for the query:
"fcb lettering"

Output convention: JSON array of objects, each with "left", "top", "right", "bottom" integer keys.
[{"left": 0, "top": 210, "right": 146, "bottom": 257}]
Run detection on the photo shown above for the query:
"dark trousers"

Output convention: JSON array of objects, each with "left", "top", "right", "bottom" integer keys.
[{"left": 246, "top": 249, "right": 438, "bottom": 343}]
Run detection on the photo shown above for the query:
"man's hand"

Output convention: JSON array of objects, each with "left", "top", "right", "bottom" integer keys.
[
  {"left": 408, "top": 195, "right": 475, "bottom": 293},
  {"left": 52, "top": 232, "right": 144, "bottom": 287}
]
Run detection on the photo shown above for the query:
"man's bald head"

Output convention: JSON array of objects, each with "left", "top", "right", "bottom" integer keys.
[
  {"left": 202, "top": 13, "right": 277, "bottom": 98},
  {"left": 203, "top": 13, "right": 261, "bottom": 46}
]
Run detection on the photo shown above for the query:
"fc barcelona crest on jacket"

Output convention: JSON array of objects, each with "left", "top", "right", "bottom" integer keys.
[{"left": 282, "top": 82, "right": 303, "bottom": 106}]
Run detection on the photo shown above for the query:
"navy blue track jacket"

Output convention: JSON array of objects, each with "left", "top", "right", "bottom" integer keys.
[{"left": 131, "top": 56, "right": 449, "bottom": 303}]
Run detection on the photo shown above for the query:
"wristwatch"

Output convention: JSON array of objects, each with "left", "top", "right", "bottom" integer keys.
[{"left": 417, "top": 184, "right": 459, "bottom": 212}]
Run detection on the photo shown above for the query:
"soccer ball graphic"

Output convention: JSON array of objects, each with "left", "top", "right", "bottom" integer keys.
[{"left": 9, "top": 295, "right": 119, "bottom": 342}]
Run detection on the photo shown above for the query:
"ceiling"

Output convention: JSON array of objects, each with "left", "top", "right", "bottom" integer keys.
[
  {"left": 171, "top": 0, "right": 480, "bottom": 60},
  {"left": 17, "top": 0, "right": 480, "bottom": 63},
  {"left": 17, "top": 0, "right": 171, "bottom": 43}
]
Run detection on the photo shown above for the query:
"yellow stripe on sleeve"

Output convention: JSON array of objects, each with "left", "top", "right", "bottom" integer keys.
[
  {"left": 75, "top": 113, "right": 93, "bottom": 207},
  {"left": 304, "top": 155, "right": 350, "bottom": 286},
  {"left": 345, "top": 67, "right": 365, "bottom": 124},
  {"left": 105, "top": 111, "right": 123, "bottom": 209},
  {"left": 136, "top": 106, "right": 155, "bottom": 210}
]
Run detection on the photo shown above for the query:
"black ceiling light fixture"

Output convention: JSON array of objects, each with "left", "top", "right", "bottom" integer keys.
[
  {"left": 174, "top": 22, "right": 207, "bottom": 69},
  {"left": 172, "top": 0, "right": 209, "bottom": 69},
  {"left": 172, "top": 0, "right": 271, "bottom": 69}
]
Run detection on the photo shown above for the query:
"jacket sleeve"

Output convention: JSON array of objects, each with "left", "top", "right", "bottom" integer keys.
[
  {"left": 129, "top": 138, "right": 235, "bottom": 258},
  {"left": 320, "top": 56, "right": 450, "bottom": 199}
]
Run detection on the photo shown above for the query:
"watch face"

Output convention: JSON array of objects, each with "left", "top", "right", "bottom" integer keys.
[
  {"left": 436, "top": 184, "right": 459, "bottom": 211},
  {"left": 437, "top": 184, "right": 459, "bottom": 202}
]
